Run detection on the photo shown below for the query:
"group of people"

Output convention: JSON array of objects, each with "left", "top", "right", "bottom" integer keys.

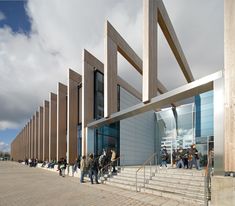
[
  {"left": 24, "top": 158, "right": 38, "bottom": 167},
  {"left": 160, "top": 144, "right": 201, "bottom": 170},
  {"left": 78, "top": 149, "right": 117, "bottom": 184},
  {"left": 48, "top": 149, "right": 118, "bottom": 183}
]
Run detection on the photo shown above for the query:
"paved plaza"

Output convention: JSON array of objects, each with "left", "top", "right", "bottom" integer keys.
[{"left": 0, "top": 162, "right": 190, "bottom": 206}]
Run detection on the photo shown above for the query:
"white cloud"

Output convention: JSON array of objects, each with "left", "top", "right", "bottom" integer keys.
[
  {"left": 0, "top": 121, "right": 19, "bottom": 131},
  {"left": 0, "top": 0, "right": 223, "bottom": 134},
  {"left": 0, "top": 11, "right": 6, "bottom": 21},
  {"left": 0, "top": 141, "right": 10, "bottom": 152}
]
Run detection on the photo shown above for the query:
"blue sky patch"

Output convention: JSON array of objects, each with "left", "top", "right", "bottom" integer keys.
[{"left": 0, "top": 0, "right": 31, "bottom": 34}]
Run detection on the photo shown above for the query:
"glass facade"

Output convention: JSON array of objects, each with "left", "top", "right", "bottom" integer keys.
[
  {"left": 77, "top": 84, "right": 82, "bottom": 158},
  {"left": 93, "top": 70, "right": 120, "bottom": 157},
  {"left": 195, "top": 91, "right": 213, "bottom": 137},
  {"left": 195, "top": 91, "right": 214, "bottom": 166},
  {"left": 95, "top": 123, "right": 120, "bottom": 157},
  {"left": 77, "top": 124, "right": 82, "bottom": 157},
  {"left": 156, "top": 104, "right": 195, "bottom": 163},
  {"left": 94, "top": 71, "right": 104, "bottom": 119},
  {"left": 156, "top": 91, "right": 214, "bottom": 166}
]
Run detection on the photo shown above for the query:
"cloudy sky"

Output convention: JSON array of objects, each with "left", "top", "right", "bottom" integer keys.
[{"left": 0, "top": 0, "right": 223, "bottom": 152}]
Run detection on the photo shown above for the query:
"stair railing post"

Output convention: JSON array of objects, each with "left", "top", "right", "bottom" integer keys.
[
  {"left": 136, "top": 171, "right": 138, "bottom": 192},
  {"left": 144, "top": 165, "right": 145, "bottom": 188}
]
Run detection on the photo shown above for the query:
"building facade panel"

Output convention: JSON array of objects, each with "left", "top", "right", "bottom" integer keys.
[
  {"left": 38, "top": 106, "right": 43, "bottom": 161},
  {"left": 34, "top": 112, "right": 39, "bottom": 159},
  {"left": 57, "top": 83, "right": 67, "bottom": 161},
  {"left": 43, "top": 100, "right": 49, "bottom": 161},
  {"left": 67, "top": 69, "right": 82, "bottom": 164},
  {"left": 120, "top": 87, "right": 155, "bottom": 165},
  {"left": 49, "top": 93, "right": 57, "bottom": 161}
]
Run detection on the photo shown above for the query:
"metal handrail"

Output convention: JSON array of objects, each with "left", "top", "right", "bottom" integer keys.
[
  {"left": 135, "top": 152, "right": 157, "bottom": 192},
  {"left": 204, "top": 150, "right": 213, "bottom": 205}
]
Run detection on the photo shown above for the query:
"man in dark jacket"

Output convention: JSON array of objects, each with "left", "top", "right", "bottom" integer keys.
[
  {"left": 160, "top": 146, "right": 168, "bottom": 168},
  {"left": 87, "top": 154, "right": 99, "bottom": 184}
]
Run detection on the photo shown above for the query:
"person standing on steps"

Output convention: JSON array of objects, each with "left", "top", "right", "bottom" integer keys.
[
  {"left": 172, "top": 149, "right": 177, "bottom": 168},
  {"left": 87, "top": 154, "right": 99, "bottom": 184},
  {"left": 189, "top": 144, "right": 200, "bottom": 170},
  {"left": 160, "top": 146, "right": 168, "bottom": 168},
  {"left": 110, "top": 149, "right": 117, "bottom": 173},
  {"left": 176, "top": 148, "right": 184, "bottom": 169}
]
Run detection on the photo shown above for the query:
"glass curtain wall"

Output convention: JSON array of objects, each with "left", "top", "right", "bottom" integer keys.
[
  {"left": 77, "top": 124, "right": 82, "bottom": 157},
  {"left": 195, "top": 91, "right": 214, "bottom": 166},
  {"left": 156, "top": 103, "right": 195, "bottom": 164},
  {"left": 77, "top": 85, "right": 82, "bottom": 158},
  {"left": 94, "top": 70, "right": 120, "bottom": 158},
  {"left": 156, "top": 91, "right": 214, "bottom": 167}
]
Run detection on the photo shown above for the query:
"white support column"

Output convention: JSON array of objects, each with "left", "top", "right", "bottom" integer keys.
[
  {"left": 143, "top": 0, "right": 158, "bottom": 103},
  {"left": 224, "top": 0, "right": 235, "bottom": 173}
]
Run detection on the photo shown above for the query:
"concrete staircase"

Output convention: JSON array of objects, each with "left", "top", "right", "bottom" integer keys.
[{"left": 104, "top": 166, "right": 206, "bottom": 205}]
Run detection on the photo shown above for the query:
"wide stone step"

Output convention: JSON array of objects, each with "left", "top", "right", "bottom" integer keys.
[
  {"left": 157, "top": 168, "right": 205, "bottom": 176},
  {"left": 105, "top": 180, "right": 140, "bottom": 191},
  {"left": 154, "top": 172, "right": 204, "bottom": 181},
  {"left": 121, "top": 167, "right": 157, "bottom": 172},
  {"left": 151, "top": 176, "right": 205, "bottom": 187},
  {"left": 142, "top": 188, "right": 205, "bottom": 206},
  {"left": 116, "top": 172, "right": 152, "bottom": 179},
  {"left": 145, "top": 182, "right": 205, "bottom": 197},
  {"left": 113, "top": 175, "right": 147, "bottom": 182},
  {"left": 120, "top": 167, "right": 205, "bottom": 176},
  {"left": 148, "top": 179, "right": 204, "bottom": 192},
  {"left": 108, "top": 177, "right": 144, "bottom": 187}
]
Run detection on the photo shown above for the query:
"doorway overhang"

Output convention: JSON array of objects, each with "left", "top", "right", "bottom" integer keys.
[{"left": 87, "top": 71, "right": 223, "bottom": 129}]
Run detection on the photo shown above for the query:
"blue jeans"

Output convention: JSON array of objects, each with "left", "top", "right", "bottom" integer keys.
[
  {"left": 177, "top": 159, "right": 184, "bottom": 168},
  {"left": 80, "top": 171, "right": 85, "bottom": 183},
  {"left": 192, "top": 156, "right": 199, "bottom": 169},
  {"left": 72, "top": 165, "right": 77, "bottom": 176},
  {"left": 61, "top": 168, "right": 65, "bottom": 177},
  {"left": 160, "top": 160, "right": 167, "bottom": 167},
  {"left": 89, "top": 169, "right": 98, "bottom": 184}
]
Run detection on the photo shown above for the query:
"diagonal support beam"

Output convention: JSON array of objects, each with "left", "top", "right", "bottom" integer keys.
[
  {"left": 143, "top": 0, "right": 158, "bottom": 102},
  {"left": 157, "top": 0, "right": 194, "bottom": 83},
  {"left": 105, "top": 20, "right": 174, "bottom": 115}
]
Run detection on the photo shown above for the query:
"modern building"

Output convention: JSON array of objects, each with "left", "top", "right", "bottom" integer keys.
[{"left": 11, "top": 0, "right": 235, "bottom": 205}]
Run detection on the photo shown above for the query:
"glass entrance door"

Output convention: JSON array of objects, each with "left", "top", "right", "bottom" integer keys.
[
  {"left": 94, "top": 122, "right": 120, "bottom": 158},
  {"left": 196, "top": 136, "right": 214, "bottom": 167}
]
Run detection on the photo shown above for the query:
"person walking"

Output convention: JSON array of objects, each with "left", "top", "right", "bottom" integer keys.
[
  {"left": 72, "top": 157, "right": 80, "bottom": 177},
  {"left": 110, "top": 149, "right": 117, "bottom": 173},
  {"left": 80, "top": 155, "right": 86, "bottom": 183},
  {"left": 172, "top": 149, "right": 177, "bottom": 168},
  {"left": 87, "top": 154, "right": 99, "bottom": 184},
  {"left": 190, "top": 144, "right": 200, "bottom": 170},
  {"left": 176, "top": 148, "right": 184, "bottom": 169}
]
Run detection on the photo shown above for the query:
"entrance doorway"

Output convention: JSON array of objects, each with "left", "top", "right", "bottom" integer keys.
[{"left": 94, "top": 122, "right": 120, "bottom": 159}]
